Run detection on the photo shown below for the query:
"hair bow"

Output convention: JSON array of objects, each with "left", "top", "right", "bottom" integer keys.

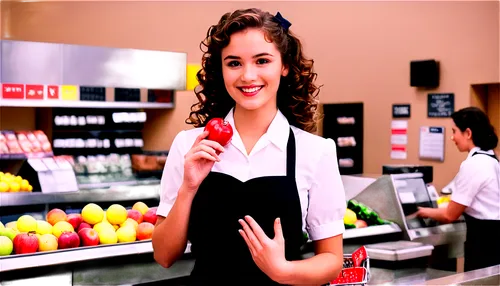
[{"left": 274, "top": 12, "right": 291, "bottom": 32}]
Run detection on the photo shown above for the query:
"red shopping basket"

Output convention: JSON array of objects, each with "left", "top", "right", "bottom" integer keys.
[{"left": 329, "top": 246, "right": 370, "bottom": 286}]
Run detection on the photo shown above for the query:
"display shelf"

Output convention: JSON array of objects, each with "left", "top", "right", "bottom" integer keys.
[
  {"left": 0, "top": 183, "right": 160, "bottom": 207},
  {"left": 0, "top": 100, "right": 174, "bottom": 109},
  {"left": 0, "top": 240, "right": 192, "bottom": 272},
  {"left": 344, "top": 223, "right": 402, "bottom": 239}
]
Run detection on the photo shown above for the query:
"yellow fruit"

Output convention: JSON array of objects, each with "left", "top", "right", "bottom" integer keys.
[
  {"left": 52, "top": 221, "right": 74, "bottom": 238},
  {"left": 344, "top": 209, "right": 358, "bottom": 225},
  {"left": 82, "top": 203, "right": 104, "bottom": 225},
  {"left": 9, "top": 182, "right": 20, "bottom": 192},
  {"left": 0, "top": 182, "right": 8, "bottom": 193},
  {"left": 120, "top": 218, "right": 138, "bottom": 231},
  {"left": 132, "top": 202, "right": 149, "bottom": 215},
  {"left": 20, "top": 180, "right": 30, "bottom": 191},
  {"left": 113, "top": 224, "right": 119, "bottom": 231},
  {"left": 5, "top": 222, "right": 18, "bottom": 231},
  {"left": 38, "top": 234, "right": 58, "bottom": 252},
  {"left": 27, "top": 185, "right": 33, "bottom": 192},
  {"left": 93, "top": 222, "right": 115, "bottom": 234},
  {"left": 17, "top": 215, "right": 38, "bottom": 232},
  {"left": 116, "top": 226, "right": 136, "bottom": 243},
  {"left": 98, "top": 228, "right": 118, "bottom": 244},
  {"left": 36, "top": 220, "right": 53, "bottom": 235},
  {"left": 106, "top": 204, "right": 128, "bottom": 225},
  {"left": 14, "top": 176, "right": 23, "bottom": 183}
]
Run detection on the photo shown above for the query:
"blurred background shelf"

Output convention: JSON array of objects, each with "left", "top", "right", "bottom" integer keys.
[{"left": 0, "top": 100, "right": 174, "bottom": 109}]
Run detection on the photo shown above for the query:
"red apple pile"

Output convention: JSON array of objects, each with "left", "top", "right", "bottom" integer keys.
[{"left": 1, "top": 201, "right": 159, "bottom": 256}]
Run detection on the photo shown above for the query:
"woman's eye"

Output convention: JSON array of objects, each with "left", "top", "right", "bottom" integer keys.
[
  {"left": 227, "top": 61, "right": 241, "bottom": 67},
  {"left": 257, "top": 58, "right": 270, "bottom": 65}
]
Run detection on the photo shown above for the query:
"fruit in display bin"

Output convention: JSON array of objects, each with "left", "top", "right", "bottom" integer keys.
[
  {"left": 132, "top": 202, "right": 149, "bottom": 215},
  {"left": 17, "top": 215, "right": 37, "bottom": 233},
  {"left": 78, "top": 228, "right": 100, "bottom": 247},
  {"left": 38, "top": 234, "right": 58, "bottom": 252},
  {"left": 127, "top": 209, "right": 143, "bottom": 224},
  {"left": 1, "top": 202, "right": 159, "bottom": 256},
  {"left": 82, "top": 203, "right": 105, "bottom": 225},
  {"left": 77, "top": 222, "right": 92, "bottom": 233},
  {"left": 0, "top": 172, "right": 33, "bottom": 192},
  {"left": 46, "top": 208, "right": 67, "bottom": 226},
  {"left": 13, "top": 233, "right": 39, "bottom": 254},
  {"left": 143, "top": 207, "right": 158, "bottom": 225},
  {"left": 36, "top": 220, "right": 53, "bottom": 235},
  {"left": 106, "top": 204, "right": 128, "bottom": 225},
  {"left": 0, "top": 236, "right": 13, "bottom": 256},
  {"left": 58, "top": 232, "right": 80, "bottom": 249},
  {"left": 66, "top": 213, "right": 83, "bottom": 230},
  {"left": 52, "top": 221, "right": 74, "bottom": 238}
]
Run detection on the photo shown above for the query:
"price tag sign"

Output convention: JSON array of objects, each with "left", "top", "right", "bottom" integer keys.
[
  {"left": 26, "top": 85, "right": 44, "bottom": 100},
  {"left": 47, "top": 85, "right": 60, "bottom": 99},
  {"left": 61, "top": 85, "right": 79, "bottom": 101},
  {"left": 2, "top": 84, "right": 25, "bottom": 99}
]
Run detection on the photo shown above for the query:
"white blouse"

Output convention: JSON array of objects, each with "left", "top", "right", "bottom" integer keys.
[
  {"left": 157, "top": 108, "right": 347, "bottom": 241},
  {"left": 451, "top": 147, "right": 500, "bottom": 220}
]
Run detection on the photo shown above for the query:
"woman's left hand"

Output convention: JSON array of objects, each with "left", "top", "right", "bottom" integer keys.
[{"left": 238, "top": 216, "right": 292, "bottom": 283}]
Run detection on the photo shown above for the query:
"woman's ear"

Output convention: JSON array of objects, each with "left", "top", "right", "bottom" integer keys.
[
  {"left": 465, "top": 128, "right": 472, "bottom": 139},
  {"left": 281, "top": 65, "right": 289, "bottom": 77}
]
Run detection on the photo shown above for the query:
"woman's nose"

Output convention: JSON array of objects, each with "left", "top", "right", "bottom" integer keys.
[{"left": 241, "top": 65, "right": 257, "bottom": 82}]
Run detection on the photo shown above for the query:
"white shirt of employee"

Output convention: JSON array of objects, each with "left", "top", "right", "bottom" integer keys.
[
  {"left": 452, "top": 147, "right": 500, "bottom": 220},
  {"left": 157, "top": 107, "right": 347, "bottom": 241}
]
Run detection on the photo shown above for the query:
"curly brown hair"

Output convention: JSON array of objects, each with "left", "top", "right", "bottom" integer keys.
[{"left": 186, "top": 8, "right": 321, "bottom": 133}]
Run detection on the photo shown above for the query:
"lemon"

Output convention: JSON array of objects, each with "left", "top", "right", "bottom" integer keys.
[
  {"left": 106, "top": 204, "right": 127, "bottom": 225},
  {"left": 99, "top": 228, "right": 118, "bottom": 244},
  {"left": 344, "top": 209, "right": 358, "bottom": 225},
  {"left": 116, "top": 226, "right": 136, "bottom": 243}
]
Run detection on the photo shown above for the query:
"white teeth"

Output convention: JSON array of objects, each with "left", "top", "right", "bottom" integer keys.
[{"left": 241, "top": 86, "right": 262, "bottom": 93}]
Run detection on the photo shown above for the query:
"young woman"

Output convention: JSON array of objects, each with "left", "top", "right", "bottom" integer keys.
[
  {"left": 152, "top": 8, "right": 346, "bottom": 285},
  {"left": 416, "top": 107, "right": 500, "bottom": 272}
]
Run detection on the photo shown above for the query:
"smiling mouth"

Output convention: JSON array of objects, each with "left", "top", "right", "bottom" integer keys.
[{"left": 239, "top": 86, "right": 263, "bottom": 93}]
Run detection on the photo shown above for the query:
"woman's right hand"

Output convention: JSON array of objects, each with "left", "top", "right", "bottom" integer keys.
[{"left": 182, "top": 130, "right": 225, "bottom": 193}]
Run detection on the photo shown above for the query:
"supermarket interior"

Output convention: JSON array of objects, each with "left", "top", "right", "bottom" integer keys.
[{"left": 0, "top": 1, "right": 499, "bottom": 286}]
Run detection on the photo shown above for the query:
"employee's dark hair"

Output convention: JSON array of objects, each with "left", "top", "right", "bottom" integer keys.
[
  {"left": 186, "top": 8, "right": 321, "bottom": 133},
  {"left": 451, "top": 107, "right": 498, "bottom": 150}
]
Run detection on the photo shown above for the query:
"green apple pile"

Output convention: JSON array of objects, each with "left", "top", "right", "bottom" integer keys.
[{"left": 0, "top": 201, "right": 158, "bottom": 256}]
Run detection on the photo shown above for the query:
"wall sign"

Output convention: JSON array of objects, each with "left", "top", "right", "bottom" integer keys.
[
  {"left": 392, "top": 104, "right": 411, "bottom": 118},
  {"left": 2, "top": 84, "right": 25, "bottom": 99},
  {"left": 428, "top": 93, "right": 454, "bottom": 117},
  {"left": 419, "top": 126, "right": 445, "bottom": 161}
]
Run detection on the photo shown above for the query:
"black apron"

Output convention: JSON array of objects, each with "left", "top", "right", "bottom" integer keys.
[
  {"left": 187, "top": 128, "right": 305, "bottom": 285},
  {"left": 463, "top": 152, "right": 500, "bottom": 271}
]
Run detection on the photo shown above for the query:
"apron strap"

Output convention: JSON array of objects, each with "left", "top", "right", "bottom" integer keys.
[
  {"left": 286, "top": 128, "right": 296, "bottom": 178},
  {"left": 472, "top": 151, "right": 498, "bottom": 161}
]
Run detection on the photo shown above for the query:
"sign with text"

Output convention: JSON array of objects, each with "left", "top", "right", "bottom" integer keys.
[
  {"left": 392, "top": 104, "right": 411, "bottom": 118},
  {"left": 47, "top": 85, "right": 60, "bottom": 99},
  {"left": 26, "top": 85, "right": 45, "bottom": 100},
  {"left": 2, "top": 84, "right": 25, "bottom": 99},
  {"left": 428, "top": 93, "right": 454, "bottom": 117},
  {"left": 419, "top": 126, "right": 445, "bottom": 161}
]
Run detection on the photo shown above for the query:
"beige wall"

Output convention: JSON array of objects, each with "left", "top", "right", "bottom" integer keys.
[{"left": 2, "top": 1, "right": 499, "bottom": 190}]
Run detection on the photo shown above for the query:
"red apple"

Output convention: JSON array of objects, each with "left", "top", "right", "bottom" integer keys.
[
  {"left": 143, "top": 207, "right": 157, "bottom": 225},
  {"left": 58, "top": 231, "right": 80, "bottom": 249},
  {"left": 13, "top": 233, "right": 39, "bottom": 254},
  {"left": 77, "top": 222, "right": 92, "bottom": 233},
  {"left": 66, "top": 214, "right": 83, "bottom": 230},
  {"left": 136, "top": 222, "right": 154, "bottom": 240},
  {"left": 78, "top": 228, "right": 100, "bottom": 247},
  {"left": 354, "top": 220, "right": 368, "bottom": 228},
  {"left": 127, "top": 209, "right": 143, "bottom": 224},
  {"left": 46, "top": 208, "right": 67, "bottom": 226}
]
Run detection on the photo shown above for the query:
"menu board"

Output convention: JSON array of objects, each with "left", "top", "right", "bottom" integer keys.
[{"left": 428, "top": 93, "right": 454, "bottom": 117}]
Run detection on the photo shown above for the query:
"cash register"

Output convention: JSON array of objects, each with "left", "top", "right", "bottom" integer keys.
[{"left": 344, "top": 166, "right": 466, "bottom": 264}]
